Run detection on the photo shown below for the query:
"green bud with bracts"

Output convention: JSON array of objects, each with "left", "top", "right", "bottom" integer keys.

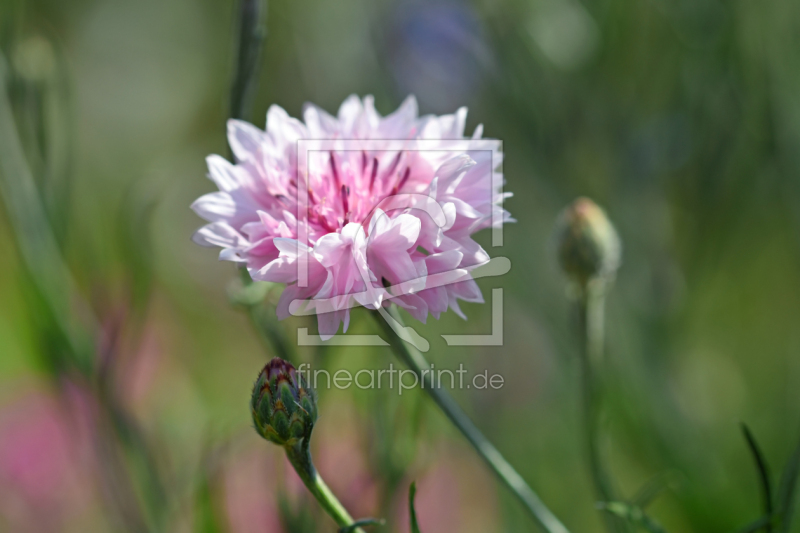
[
  {"left": 251, "top": 357, "right": 317, "bottom": 448},
  {"left": 249, "top": 359, "right": 364, "bottom": 532},
  {"left": 554, "top": 197, "right": 621, "bottom": 288}
]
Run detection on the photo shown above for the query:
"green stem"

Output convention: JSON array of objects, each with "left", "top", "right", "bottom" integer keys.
[
  {"left": 577, "top": 281, "right": 627, "bottom": 533},
  {"left": 284, "top": 445, "right": 365, "bottom": 533},
  {"left": 229, "top": 0, "right": 266, "bottom": 122},
  {"left": 238, "top": 268, "right": 294, "bottom": 360},
  {"left": 373, "top": 307, "right": 570, "bottom": 533}
]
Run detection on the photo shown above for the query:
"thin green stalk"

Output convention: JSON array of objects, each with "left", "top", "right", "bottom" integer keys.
[
  {"left": 284, "top": 445, "right": 365, "bottom": 533},
  {"left": 373, "top": 307, "right": 570, "bottom": 533},
  {"left": 238, "top": 268, "right": 293, "bottom": 360},
  {"left": 741, "top": 424, "right": 773, "bottom": 533},
  {"left": 229, "top": 0, "right": 266, "bottom": 122},
  {"left": 577, "top": 281, "right": 628, "bottom": 533}
]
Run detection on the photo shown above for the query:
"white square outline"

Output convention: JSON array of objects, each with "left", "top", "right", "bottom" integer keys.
[{"left": 293, "top": 139, "right": 507, "bottom": 348}]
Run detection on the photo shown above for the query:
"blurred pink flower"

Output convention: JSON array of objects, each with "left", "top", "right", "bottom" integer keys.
[
  {"left": 0, "top": 389, "right": 93, "bottom": 531},
  {"left": 396, "top": 446, "right": 498, "bottom": 533},
  {"left": 192, "top": 95, "right": 511, "bottom": 338},
  {"left": 222, "top": 446, "right": 283, "bottom": 533},
  {"left": 312, "top": 405, "right": 378, "bottom": 519}
]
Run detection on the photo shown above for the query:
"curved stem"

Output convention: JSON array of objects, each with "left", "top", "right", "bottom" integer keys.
[
  {"left": 577, "top": 281, "right": 627, "bottom": 533},
  {"left": 373, "top": 307, "right": 570, "bottom": 533},
  {"left": 285, "top": 445, "right": 365, "bottom": 533}
]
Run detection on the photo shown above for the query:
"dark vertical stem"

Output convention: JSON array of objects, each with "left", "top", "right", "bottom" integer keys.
[
  {"left": 741, "top": 424, "right": 773, "bottom": 533},
  {"left": 228, "top": 0, "right": 276, "bottom": 359},
  {"left": 229, "top": 0, "right": 266, "bottom": 123}
]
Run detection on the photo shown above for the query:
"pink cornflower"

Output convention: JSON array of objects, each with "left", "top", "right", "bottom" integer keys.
[{"left": 192, "top": 95, "right": 511, "bottom": 338}]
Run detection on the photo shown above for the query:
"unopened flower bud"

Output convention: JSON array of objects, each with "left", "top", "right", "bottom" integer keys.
[
  {"left": 251, "top": 358, "right": 317, "bottom": 447},
  {"left": 554, "top": 197, "right": 621, "bottom": 286}
]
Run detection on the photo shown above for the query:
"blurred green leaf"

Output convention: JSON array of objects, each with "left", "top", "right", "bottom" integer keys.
[
  {"left": 194, "top": 475, "right": 224, "bottom": 533},
  {"left": 117, "top": 183, "right": 158, "bottom": 317},
  {"left": 741, "top": 423, "right": 773, "bottom": 532},
  {"left": 0, "top": 50, "right": 94, "bottom": 373},
  {"left": 8, "top": 35, "right": 75, "bottom": 248},
  {"left": 278, "top": 493, "right": 318, "bottom": 533},
  {"left": 631, "top": 471, "right": 681, "bottom": 510},
  {"left": 409, "top": 482, "right": 422, "bottom": 533},
  {"left": 776, "top": 431, "right": 800, "bottom": 532},
  {"left": 599, "top": 502, "right": 668, "bottom": 533},
  {"left": 730, "top": 515, "right": 774, "bottom": 533}
]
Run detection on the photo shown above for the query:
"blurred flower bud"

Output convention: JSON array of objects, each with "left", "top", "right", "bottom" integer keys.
[
  {"left": 251, "top": 358, "right": 317, "bottom": 448},
  {"left": 554, "top": 197, "right": 621, "bottom": 286}
]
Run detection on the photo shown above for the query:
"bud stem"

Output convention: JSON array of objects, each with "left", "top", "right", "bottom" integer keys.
[
  {"left": 576, "top": 281, "right": 630, "bottom": 533},
  {"left": 284, "top": 445, "right": 365, "bottom": 533},
  {"left": 373, "top": 306, "right": 570, "bottom": 533}
]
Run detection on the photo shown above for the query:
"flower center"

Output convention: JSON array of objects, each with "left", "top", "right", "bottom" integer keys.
[{"left": 305, "top": 150, "right": 417, "bottom": 235}]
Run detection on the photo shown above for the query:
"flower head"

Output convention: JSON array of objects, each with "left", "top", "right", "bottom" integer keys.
[
  {"left": 554, "top": 197, "right": 620, "bottom": 286},
  {"left": 192, "top": 95, "right": 511, "bottom": 338},
  {"left": 251, "top": 358, "right": 317, "bottom": 447}
]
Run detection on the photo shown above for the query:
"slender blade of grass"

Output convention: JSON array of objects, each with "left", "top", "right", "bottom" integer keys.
[
  {"left": 409, "top": 482, "right": 422, "bottom": 533},
  {"left": 741, "top": 423, "right": 773, "bottom": 533}
]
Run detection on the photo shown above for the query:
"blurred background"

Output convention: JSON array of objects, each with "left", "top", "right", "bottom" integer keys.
[{"left": 2, "top": 0, "right": 800, "bottom": 531}]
